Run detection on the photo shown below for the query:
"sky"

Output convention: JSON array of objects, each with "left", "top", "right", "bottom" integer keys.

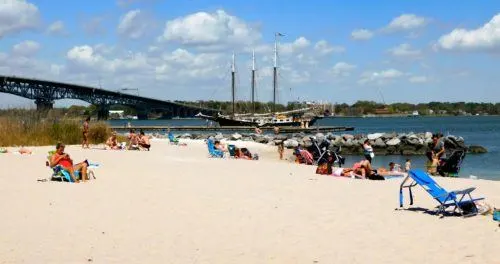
[{"left": 1, "top": 0, "right": 500, "bottom": 108}]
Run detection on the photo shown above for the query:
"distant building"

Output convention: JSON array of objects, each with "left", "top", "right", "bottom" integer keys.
[{"left": 109, "top": 110, "right": 124, "bottom": 119}]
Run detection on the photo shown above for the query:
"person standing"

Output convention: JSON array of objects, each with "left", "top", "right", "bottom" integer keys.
[
  {"left": 363, "top": 139, "right": 374, "bottom": 163},
  {"left": 82, "top": 117, "right": 90, "bottom": 149}
]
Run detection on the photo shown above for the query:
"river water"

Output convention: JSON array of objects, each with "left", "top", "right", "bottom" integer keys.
[{"left": 109, "top": 116, "right": 500, "bottom": 180}]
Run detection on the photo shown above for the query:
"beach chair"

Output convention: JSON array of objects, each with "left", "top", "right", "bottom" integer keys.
[
  {"left": 227, "top": 144, "right": 236, "bottom": 158},
  {"left": 399, "top": 169, "right": 484, "bottom": 217},
  {"left": 46, "top": 151, "right": 96, "bottom": 182},
  {"left": 206, "top": 139, "right": 224, "bottom": 158},
  {"left": 168, "top": 132, "right": 179, "bottom": 145}
]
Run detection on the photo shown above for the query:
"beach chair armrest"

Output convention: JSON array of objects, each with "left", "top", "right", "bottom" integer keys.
[{"left": 451, "top": 187, "right": 476, "bottom": 195}]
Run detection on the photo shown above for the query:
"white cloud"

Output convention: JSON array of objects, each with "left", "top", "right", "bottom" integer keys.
[
  {"left": 12, "top": 40, "right": 40, "bottom": 57},
  {"left": 0, "top": 0, "right": 40, "bottom": 38},
  {"left": 118, "top": 9, "right": 150, "bottom": 39},
  {"left": 314, "top": 40, "right": 345, "bottom": 55},
  {"left": 83, "top": 16, "right": 106, "bottom": 36},
  {"left": 388, "top": 43, "right": 422, "bottom": 57},
  {"left": 331, "top": 62, "right": 356, "bottom": 77},
  {"left": 436, "top": 13, "right": 500, "bottom": 52},
  {"left": 384, "top": 14, "right": 429, "bottom": 32},
  {"left": 351, "top": 29, "right": 374, "bottom": 40},
  {"left": 158, "top": 10, "right": 261, "bottom": 48},
  {"left": 46, "top": 20, "right": 66, "bottom": 36},
  {"left": 359, "top": 68, "right": 404, "bottom": 85},
  {"left": 409, "top": 76, "right": 428, "bottom": 83}
]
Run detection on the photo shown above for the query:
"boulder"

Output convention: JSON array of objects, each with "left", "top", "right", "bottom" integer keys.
[
  {"left": 406, "top": 137, "right": 424, "bottom": 146},
  {"left": 326, "top": 133, "right": 336, "bottom": 140},
  {"left": 468, "top": 145, "right": 488, "bottom": 154},
  {"left": 344, "top": 139, "right": 354, "bottom": 147},
  {"left": 425, "top": 132, "right": 433, "bottom": 139},
  {"left": 283, "top": 139, "right": 299, "bottom": 148},
  {"left": 214, "top": 133, "right": 224, "bottom": 140},
  {"left": 342, "top": 134, "right": 354, "bottom": 140},
  {"left": 315, "top": 133, "right": 326, "bottom": 142},
  {"left": 367, "top": 133, "right": 384, "bottom": 140},
  {"left": 231, "top": 133, "right": 242, "bottom": 140},
  {"left": 275, "top": 134, "right": 288, "bottom": 141},
  {"left": 180, "top": 133, "right": 192, "bottom": 139},
  {"left": 386, "top": 137, "right": 401, "bottom": 146},
  {"left": 382, "top": 132, "right": 397, "bottom": 139},
  {"left": 373, "top": 138, "right": 386, "bottom": 148},
  {"left": 254, "top": 135, "right": 269, "bottom": 144}
]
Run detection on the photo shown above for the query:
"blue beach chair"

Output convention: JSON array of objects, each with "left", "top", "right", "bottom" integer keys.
[
  {"left": 399, "top": 169, "right": 484, "bottom": 217},
  {"left": 46, "top": 151, "right": 96, "bottom": 183},
  {"left": 206, "top": 139, "right": 224, "bottom": 158},
  {"left": 168, "top": 132, "right": 179, "bottom": 145}
]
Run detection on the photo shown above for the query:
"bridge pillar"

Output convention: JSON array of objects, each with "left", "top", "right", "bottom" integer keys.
[
  {"left": 35, "top": 99, "right": 53, "bottom": 111},
  {"left": 97, "top": 105, "right": 109, "bottom": 120},
  {"left": 137, "top": 111, "right": 148, "bottom": 120}
]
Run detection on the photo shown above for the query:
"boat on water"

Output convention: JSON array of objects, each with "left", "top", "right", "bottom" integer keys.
[
  {"left": 408, "top": 111, "right": 420, "bottom": 117},
  {"left": 197, "top": 33, "right": 321, "bottom": 127}
]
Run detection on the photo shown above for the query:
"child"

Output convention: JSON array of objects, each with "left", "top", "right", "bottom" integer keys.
[
  {"left": 405, "top": 159, "right": 411, "bottom": 172},
  {"left": 277, "top": 141, "right": 284, "bottom": 160}
]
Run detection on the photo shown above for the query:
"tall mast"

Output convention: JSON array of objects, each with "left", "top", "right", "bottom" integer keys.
[
  {"left": 273, "top": 32, "right": 282, "bottom": 113},
  {"left": 251, "top": 49, "right": 256, "bottom": 115},
  {"left": 231, "top": 52, "right": 236, "bottom": 116}
]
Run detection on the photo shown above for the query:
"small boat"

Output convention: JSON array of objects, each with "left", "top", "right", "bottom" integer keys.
[{"left": 408, "top": 111, "right": 419, "bottom": 117}]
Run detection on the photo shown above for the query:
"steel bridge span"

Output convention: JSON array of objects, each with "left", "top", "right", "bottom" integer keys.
[{"left": 0, "top": 75, "right": 218, "bottom": 120}]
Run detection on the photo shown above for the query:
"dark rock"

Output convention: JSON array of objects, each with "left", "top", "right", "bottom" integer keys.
[
  {"left": 254, "top": 136, "right": 269, "bottom": 144},
  {"left": 468, "top": 145, "right": 488, "bottom": 154},
  {"left": 373, "top": 138, "right": 386, "bottom": 148},
  {"left": 275, "top": 134, "right": 288, "bottom": 141}
]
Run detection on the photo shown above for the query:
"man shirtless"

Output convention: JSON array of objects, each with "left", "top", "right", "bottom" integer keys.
[
  {"left": 106, "top": 132, "right": 119, "bottom": 150},
  {"left": 82, "top": 117, "right": 90, "bottom": 149},
  {"left": 138, "top": 131, "right": 151, "bottom": 151},
  {"left": 50, "top": 143, "right": 88, "bottom": 182},
  {"left": 127, "top": 129, "right": 139, "bottom": 150}
]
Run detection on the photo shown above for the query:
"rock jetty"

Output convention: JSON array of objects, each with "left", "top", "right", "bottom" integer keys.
[{"left": 163, "top": 131, "right": 488, "bottom": 155}]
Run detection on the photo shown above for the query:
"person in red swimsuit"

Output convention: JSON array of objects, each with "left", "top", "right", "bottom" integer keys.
[{"left": 50, "top": 143, "right": 89, "bottom": 182}]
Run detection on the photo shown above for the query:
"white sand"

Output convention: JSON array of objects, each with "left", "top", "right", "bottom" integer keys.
[{"left": 1, "top": 139, "right": 499, "bottom": 263}]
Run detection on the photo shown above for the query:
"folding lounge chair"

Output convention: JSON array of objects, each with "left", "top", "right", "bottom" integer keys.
[
  {"left": 399, "top": 169, "right": 484, "bottom": 216},
  {"left": 206, "top": 139, "right": 224, "bottom": 158},
  {"left": 46, "top": 151, "right": 96, "bottom": 182},
  {"left": 168, "top": 132, "right": 179, "bottom": 145},
  {"left": 227, "top": 144, "right": 236, "bottom": 158}
]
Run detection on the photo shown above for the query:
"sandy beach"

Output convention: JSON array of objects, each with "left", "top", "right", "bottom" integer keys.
[{"left": 1, "top": 139, "right": 499, "bottom": 263}]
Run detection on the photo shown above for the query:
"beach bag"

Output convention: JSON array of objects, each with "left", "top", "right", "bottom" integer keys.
[{"left": 494, "top": 208, "right": 500, "bottom": 222}]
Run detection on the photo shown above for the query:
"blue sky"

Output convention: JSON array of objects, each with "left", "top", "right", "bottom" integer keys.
[{"left": 1, "top": 0, "right": 500, "bottom": 108}]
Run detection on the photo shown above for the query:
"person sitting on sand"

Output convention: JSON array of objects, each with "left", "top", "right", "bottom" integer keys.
[
  {"left": 106, "top": 132, "right": 120, "bottom": 150},
  {"left": 49, "top": 143, "right": 88, "bottom": 182},
  {"left": 294, "top": 148, "right": 313, "bottom": 165},
  {"left": 127, "top": 129, "right": 139, "bottom": 150},
  {"left": 138, "top": 131, "right": 151, "bottom": 151}
]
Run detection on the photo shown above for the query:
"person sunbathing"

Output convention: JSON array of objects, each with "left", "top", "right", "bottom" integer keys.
[
  {"left": 49, "top": 143, "right": 88, "bottom": 182},
  {"left": 127, "top": 129, "right": 139, "bottom": 150},
  {"left": 294, "top": 148, "right": 313, "bottom": 165},
  {"left": 106, "top": 132, "right": 120, "bottom": 150},
  {"left": 352, "top": 160, "right": 374, "bottom": 179},
  {"left": 138, "top": 131, "right": 151, "bottom": 151}
]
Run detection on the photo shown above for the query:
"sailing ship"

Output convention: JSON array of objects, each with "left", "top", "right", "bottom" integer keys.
[{"left": 196, "top": 33, "right": 322, "bottom": 127}]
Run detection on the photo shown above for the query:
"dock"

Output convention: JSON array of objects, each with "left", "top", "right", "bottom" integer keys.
[{"left": 110, "top": 126, "right": 354, "bottom": 134}]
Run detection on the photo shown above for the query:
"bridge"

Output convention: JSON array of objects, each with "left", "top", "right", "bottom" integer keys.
[{"left": 0, "top": 75, "right": 219, "bottom": 120}]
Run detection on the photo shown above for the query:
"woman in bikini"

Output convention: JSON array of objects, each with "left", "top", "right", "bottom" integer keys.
[{"left": 82, "top": 117, "right": 90, "bottom": 149}]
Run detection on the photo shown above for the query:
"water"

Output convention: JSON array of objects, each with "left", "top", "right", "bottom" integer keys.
[{"left": 109, "top": 116, "right": 500, "bottom": 181}]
